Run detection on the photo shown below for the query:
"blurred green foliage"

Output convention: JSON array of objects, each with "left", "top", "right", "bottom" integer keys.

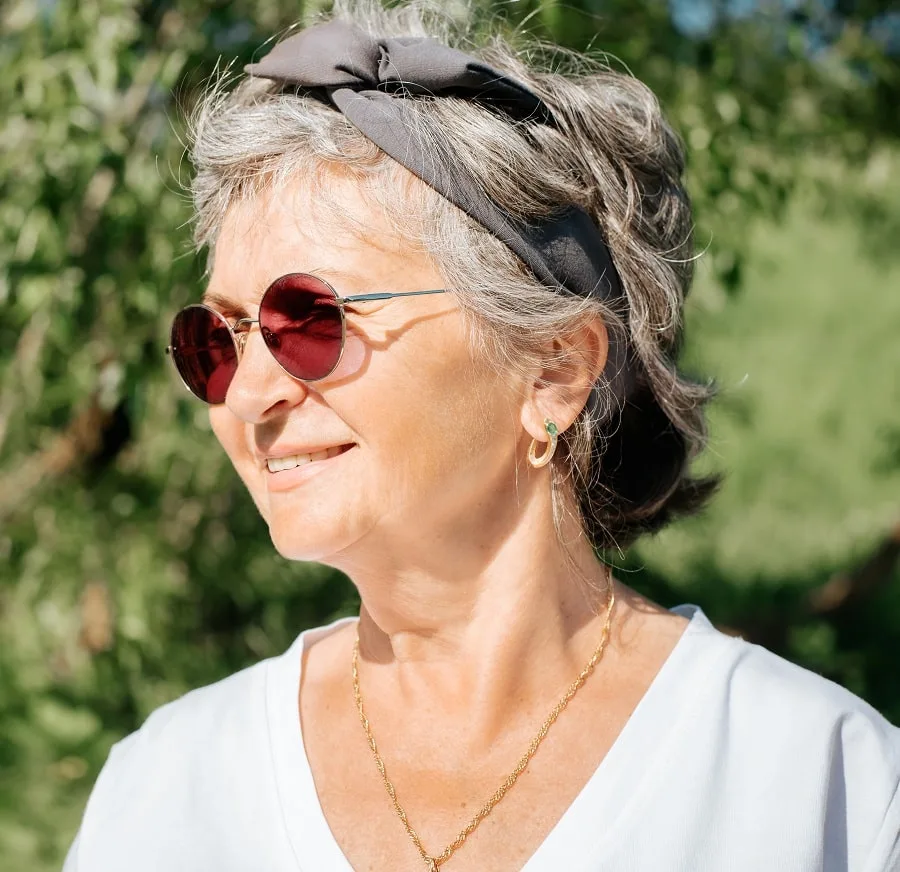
[{"left": 1, "top": 0, "right": 898, "bottom": 869}]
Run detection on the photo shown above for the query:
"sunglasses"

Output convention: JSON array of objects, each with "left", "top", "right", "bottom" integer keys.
[{"left": 167, "top": 272, "right": 447, "bottom": 404}]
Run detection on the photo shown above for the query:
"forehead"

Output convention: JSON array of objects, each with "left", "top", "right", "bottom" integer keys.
[{"left": 205, "top": 172, "right": 433, "bottom": 305}]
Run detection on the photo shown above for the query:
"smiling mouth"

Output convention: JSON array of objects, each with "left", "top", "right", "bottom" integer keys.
[{"left": 265, "top": 444, "right": 355, "bottom": 473}]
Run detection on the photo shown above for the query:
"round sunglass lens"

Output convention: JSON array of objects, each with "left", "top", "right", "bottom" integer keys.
[
  {"left": 259, "top": 275, "right": 344, "bottom": 380},
  {"left": 170, "top": 306, "right": 238, "bottom": 404}
]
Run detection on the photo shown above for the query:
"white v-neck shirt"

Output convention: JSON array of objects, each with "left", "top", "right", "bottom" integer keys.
[{"left": 64, "top": 606, "right": 900, "bottom": 872}]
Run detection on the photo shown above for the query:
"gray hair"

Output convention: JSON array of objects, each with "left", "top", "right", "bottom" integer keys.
[{"left": 188, "top": 0, "right": 718, "bottom": 554}]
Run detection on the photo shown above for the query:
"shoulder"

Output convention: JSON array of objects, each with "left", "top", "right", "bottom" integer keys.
[
  {"left": 67, "top": 623, "right": 356, "bottom": 871},
  {"left": 72, "top": 637, "right": 300, "bottom": 860},
  {"left": 118, "top": 651, "right": 273, "bottom": 765},
  {"left": 676, "top": 605, "right": 888, "bottom": 712},
  {"left": 711, "top": 616, "right": 898, "bottom": 755},
  {"left": 679, "top": 606, "right": 900, "bottom": 757},
  {"left": 673, "top": 606, "right": 900, "bottom": 868},
  {"left": 83, "top": 654, "right": 275, "bottom": 819},
  {"left": 80, "top": 618, "right": 354, "bottom": 814}
]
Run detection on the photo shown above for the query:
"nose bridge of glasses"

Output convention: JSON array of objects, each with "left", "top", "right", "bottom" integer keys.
[{"left": 231, "top": 317, "right": 258, "bottom": 354}]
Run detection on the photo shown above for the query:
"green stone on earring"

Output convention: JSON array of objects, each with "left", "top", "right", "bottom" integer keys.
[{"left": 544, "top": 419, "right": 559, "bottom": 436}]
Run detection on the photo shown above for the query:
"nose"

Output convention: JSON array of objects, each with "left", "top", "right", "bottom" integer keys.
[{"left": 224, "top": 325, "right": 308, "bottom": 422}]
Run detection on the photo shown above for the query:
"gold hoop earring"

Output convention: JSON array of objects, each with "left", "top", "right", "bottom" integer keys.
[{"left": 527, "top": 419, "right": 559, "bottom": 469}]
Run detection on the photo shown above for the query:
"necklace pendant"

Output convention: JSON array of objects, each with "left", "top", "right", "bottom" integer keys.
[{"left": 426, "top": 859, "right": 439, "bottom": 872}]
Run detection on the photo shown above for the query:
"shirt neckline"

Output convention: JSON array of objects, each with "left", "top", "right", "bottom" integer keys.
[
  {"left": 266, "top": 606, "right": 721, "bottom": 871},
  {"left": 522, "top": 605, "right": 725, "bottom": 869}
]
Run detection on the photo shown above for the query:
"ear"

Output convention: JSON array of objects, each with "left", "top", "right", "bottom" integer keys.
[{"left": 520, "top": 315, "right": 609, "bottom": 440}]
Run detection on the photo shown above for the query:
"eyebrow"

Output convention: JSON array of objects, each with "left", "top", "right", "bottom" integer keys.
[{"left": 200, "top": 290, "right": 249, "bottom": 318}]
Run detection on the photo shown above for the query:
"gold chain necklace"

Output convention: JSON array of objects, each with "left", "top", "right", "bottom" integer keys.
[{"left": 351, "top": 584, "right": 616, "bottom": 871}]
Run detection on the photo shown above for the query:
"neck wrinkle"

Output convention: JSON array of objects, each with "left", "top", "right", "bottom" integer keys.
[{"left": 344, "top": 494, "right": 611, "bottom": 741}]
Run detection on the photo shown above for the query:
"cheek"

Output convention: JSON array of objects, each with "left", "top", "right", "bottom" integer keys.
[
  {"left": 209, "top": 408, "right": 271, "bottom": 520},
  {"left": 366, "top": 324, "right": 513, "bottom": 482},
  {"left": 208, "top": 406, "right": 237, "bottom": 453},
  {"left": 209, "top": 408, "right": 253, "bottom": 481},
  {"left": 327, "top": 328, "right": 367, "bottom": 382}
]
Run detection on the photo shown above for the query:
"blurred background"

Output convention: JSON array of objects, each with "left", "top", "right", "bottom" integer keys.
[{"left": 1, "top": 0, "right": 898, "bottom": 868}]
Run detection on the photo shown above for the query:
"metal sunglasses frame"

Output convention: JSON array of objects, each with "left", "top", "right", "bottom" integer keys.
[{"left": 166, "top": 273, "right": 447, "bottom": 402}]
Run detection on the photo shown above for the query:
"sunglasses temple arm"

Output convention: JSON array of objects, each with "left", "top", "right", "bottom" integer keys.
[{"left": 337, "top": 289, "right": 447, "bottom": 304}]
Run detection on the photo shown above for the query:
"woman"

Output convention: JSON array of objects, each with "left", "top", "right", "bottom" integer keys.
[{"left": 65, "top": 2, "right": 900, "bottom": 871}]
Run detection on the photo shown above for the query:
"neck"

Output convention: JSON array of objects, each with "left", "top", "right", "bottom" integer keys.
[{"left": 329, "top": 488, "right": 613, "bottom": 739}]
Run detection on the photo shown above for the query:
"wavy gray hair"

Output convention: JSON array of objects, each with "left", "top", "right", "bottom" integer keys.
[{"left": 188, "top": 0, "right": 718, "bottom": 554}]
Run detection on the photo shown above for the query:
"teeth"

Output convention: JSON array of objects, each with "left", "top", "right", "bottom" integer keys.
[
  {"left": 267, "top": 454, "right": 312, "bottom": 473},
  {"left": 266, "top": 445, "right": 349, "bottom": 473}
]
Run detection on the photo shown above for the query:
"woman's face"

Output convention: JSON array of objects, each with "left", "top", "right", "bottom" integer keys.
[{"left": 206, "top": 175, "right": 530, "bottom": 565}]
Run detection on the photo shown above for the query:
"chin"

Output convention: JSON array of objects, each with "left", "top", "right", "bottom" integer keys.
[
  {"left": 265, "top": 515, "right": 355, "bottom": 564},
  {"left": 269, "top": 536, "right": 334, "bottom": 564}
]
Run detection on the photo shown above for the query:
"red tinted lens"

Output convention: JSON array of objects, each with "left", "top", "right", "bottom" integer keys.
[
  {"left": 259, "top": 274, "right": 344, "bottom": 380},
  {"left": 170, "top": 305, "right": 237, "bottom": 404}
]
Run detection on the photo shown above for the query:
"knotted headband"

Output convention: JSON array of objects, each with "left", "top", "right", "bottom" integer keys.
[{"left": 245, "top": 20, "right": 623, "bottom": 305}]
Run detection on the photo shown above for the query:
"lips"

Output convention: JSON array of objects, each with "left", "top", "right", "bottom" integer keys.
[{"left": 264, "top": 443, "right": 354, "bottom": 473}]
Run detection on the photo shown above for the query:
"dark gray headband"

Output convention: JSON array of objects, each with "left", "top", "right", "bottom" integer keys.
[{"left": 245, "top": 20, "right": 623, "bottom": 305}]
